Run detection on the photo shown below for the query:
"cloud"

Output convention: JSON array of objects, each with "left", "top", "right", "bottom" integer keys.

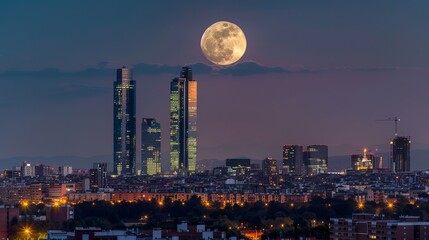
[
  {"left": 351, "top": 67, "right": 397, "bottom": 72},
  {"left": 133, "top": 61, "right": 307, "bottom": 76},
  {"left": 189, "top": 62, "right": 213, "bottom": 74},
  {"left": 0, "top": 62, "right": 207, "bottom": 78},
  {"left": 217, "top": 61, "right": 297, "bottom": 76},
  {"left": 0, "top": 61, "right": 398, "bottom": 80},
  {"left": 0, "top": 67, "right": 112, "bottom": 79}
]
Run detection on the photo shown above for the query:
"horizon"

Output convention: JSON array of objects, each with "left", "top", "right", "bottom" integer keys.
[{"left": 1, "top": 1, "right": 428, "bottom": 172}]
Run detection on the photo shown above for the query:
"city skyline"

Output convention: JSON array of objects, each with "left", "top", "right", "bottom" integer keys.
[
  {"left": 1, "top": 2, "right": 429, "bottom": 238},
  {"left": 1, "top": 1, "right": 429, "bottom": 172}
]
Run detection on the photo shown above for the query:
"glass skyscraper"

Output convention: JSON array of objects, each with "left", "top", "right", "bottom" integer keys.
[
  {"left": 304, "top": 145, "right": 328, "bottom": 175},
  {"left": 141, "top": 118, "right": 161, "bottom": 175},
  {"left": 170, "top": 66, "right": 197, "bottom": 174},
  {"left": 390, "top": 136, "right": 411, "bottom": 172},
  {"left": 113, "top": 67, "right": 136, "bottom": 175},
  {"left": 90, "top": 162, "right": 108, "bottom": 190},
  {"left": 283, "top": 145, "right": 305, "bottom": 175},
  {"left": 262, "top": 158, "right": 278, "bottom": 186}
]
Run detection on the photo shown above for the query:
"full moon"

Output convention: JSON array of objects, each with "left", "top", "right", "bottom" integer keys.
[{"left": 200, "top": 21, "right": 247, "bottom": 66}]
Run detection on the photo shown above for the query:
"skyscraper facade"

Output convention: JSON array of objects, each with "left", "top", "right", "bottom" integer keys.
[
  {"left": 34, "top": 164, "right": 51, "bottom": 177},
  {"left": 262, "top": 158, "right": 278, "bottom": 186},
  {"left": 141, "top": 118, "right": 161, "bottom": 175},
  {"left": 113, "top": 67, "right": 136, "bottom": 175},
  {"left": 170, "top": 67, "right": 197, "bottom": 174},
  {"left": 282, "top": 145, "right": 304, "bottom": 175},
  {"left": 304, "top": 145, "right": 328, "bottom": 175},
  {"left": 90, "top": 162, "right": 108, "bottom": 190},
  {"left": 390, "top": 136, "right": 411, "bottom": 172}
]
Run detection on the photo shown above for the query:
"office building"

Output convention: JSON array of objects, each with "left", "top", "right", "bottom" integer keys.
[
  {"left": 0, "top": 206, "right": 19, "bottom": 240},
  {"left": 90, "top": 163, "right": 108, "bottom": 190},
  {"left": 225, "top": 158, "right": 251, "bottom": 175},
  {"left": 330, "top": 213, "right": 429, "bottom": 240},
  {"left": 282, "top": 145, "right": 304, "bottom": 175},
  {"left": 262, "top": 158, "right": 278, "bottom": 186},
  {"left": 59, "top": 166, "right": 73, "bottom": 176},
  {"left": 113, "top": 66, "right": 136, "bottom": 175},
  {"left": 3, "top": 169, "right": 21, "bottom": 179},
  {"left": 170, "top": 66, "right": 197, "bottom": 174},
  {"left": 35, "top": 164, "right": 51, "bottom": 177},
  {"left": 141, "top": 118, "right": 161, "bottom": 175},
  {"left": 391, "top": 136, "right": 411, "bottom": 172},
  {"left": 89, "top": 169, "right": 98, "bottom": 190},
  {"left": 21, "top": 161, "right": 35, "bottom": 177},
  {"left": 304, "top": 145, "right": 328, "bottom": 175}
]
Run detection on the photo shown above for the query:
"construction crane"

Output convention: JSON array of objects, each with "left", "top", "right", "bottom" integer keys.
[{"left": 375, "top": 116, "right": 400, "bottom": 136}]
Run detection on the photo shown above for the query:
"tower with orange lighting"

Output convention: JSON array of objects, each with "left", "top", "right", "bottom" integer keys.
[{"left": 170, "top": 67, "right": 197, "bottom": 174}]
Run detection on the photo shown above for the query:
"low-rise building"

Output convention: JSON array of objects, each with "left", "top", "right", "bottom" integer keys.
[{"left": 330, "top": 213, "right": 429, "bottom": 240}]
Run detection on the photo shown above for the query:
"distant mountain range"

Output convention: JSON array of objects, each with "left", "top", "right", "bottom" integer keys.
[{"left": 1, "top": 149, "right": 428, "bottom": 172}]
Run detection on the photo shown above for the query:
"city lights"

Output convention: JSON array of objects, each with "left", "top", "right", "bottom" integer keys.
[
  {"left": 21, "top": 200, "right": 29, "bottom": 208},
  {"left": 0, "top": 2, "right": 425, "bottom": 240}
]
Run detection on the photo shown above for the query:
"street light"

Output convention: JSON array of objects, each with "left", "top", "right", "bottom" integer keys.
[
  {"left": 23, "top": 226, "right": 32, "bottom": 240},
  {"left": 21, "top": 201, "right": 29, "bottom": 208}
]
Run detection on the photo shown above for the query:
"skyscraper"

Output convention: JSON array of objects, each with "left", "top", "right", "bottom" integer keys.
[
  {"left": 141, "top": 118, "right": 161, "bottom": 175},
  {"left": 262, "top": 158, "right": 278, "bottom": 186},
  {"left": 90, "top": 162, "right": 108, "bottom": 190},
  {"left": 21, "top": 161, "right": 35, "bottom": 177},
  {"left": 304, "top": 145, "right": 328, "bottom": 175},
  {"left": 390, "top": 136, "right": 411, "bottom": 172},
  {"left": 170, "top": 67, "right": 197, "bottom": 174},
  {"left": 282, "top": 145, "right": 304, "bottom": 175},
  {"left": 113, "top": 67, "right": 136, "bottom": 175},
  {"left": 35, "top": 164, "right": 50, "bottom": 177}
]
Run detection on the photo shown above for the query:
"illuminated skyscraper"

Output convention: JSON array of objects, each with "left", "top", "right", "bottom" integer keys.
[
  {"left": 282, "top": 145, "right": 304, "bottom": 175},
  {"left": 262, "top": 158, "right": 278, "bottom": 186},
  {"left": 170, "top": 66, "right": 197, "bottom": 174},
  {"left": 90, "top": 162, "right": 108, "bottom": 190},
  {"left": 304, "top": 145, "right": 328, "bottom": 175},
  {"left": 390, "top": 136, "right": 411, "bottom": 172},
  {"left": 113, "top": 67, "right": 136, "bottom": 175},
  {"left": 141, "top": 118, "right": 161, "bottom": 175}
]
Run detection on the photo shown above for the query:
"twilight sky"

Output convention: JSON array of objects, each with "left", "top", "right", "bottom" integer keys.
[{"left": 1, "top": 1, "right": 429, "bottom": 170}]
